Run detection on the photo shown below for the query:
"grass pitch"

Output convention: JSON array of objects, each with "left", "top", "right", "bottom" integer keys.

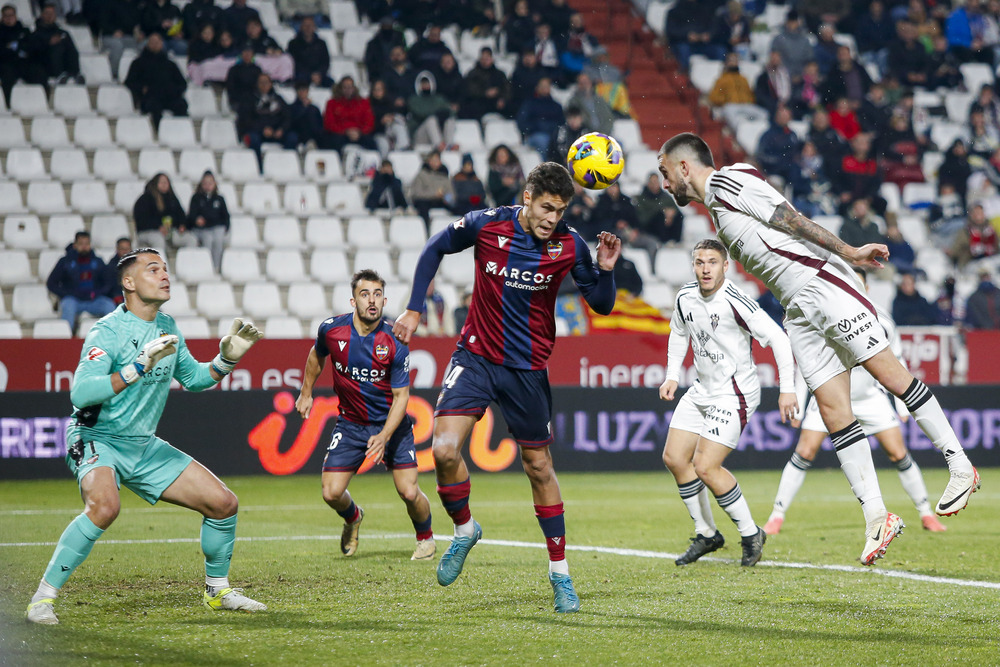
[{"left": 1, "top": 469, "right": 998, "bottom": 666}]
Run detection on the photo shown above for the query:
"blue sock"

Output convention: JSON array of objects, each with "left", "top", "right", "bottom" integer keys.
[
  {"left": 201, "top": 515, "right": 237, "bottom": 578},
  {"left": 44, "top": 514, "right": 105, "bottom": 588}
]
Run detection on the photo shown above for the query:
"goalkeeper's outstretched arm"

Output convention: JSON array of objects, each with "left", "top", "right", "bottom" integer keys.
[{"left": 71, "top": 334, "right": 179, "bottom": 407}]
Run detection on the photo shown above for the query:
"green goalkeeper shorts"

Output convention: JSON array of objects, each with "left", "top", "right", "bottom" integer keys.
[{"left": 65, "top": 429, "right": 194, "bottom": 505}]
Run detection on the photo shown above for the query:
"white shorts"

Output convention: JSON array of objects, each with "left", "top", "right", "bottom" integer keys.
[
  {"left": 784, "top": 265, "right": 889, "bottom": 392},
  {"left": 669, "top": 381, "right": 760, "bottom": 449},
  {"left": 800, "top": 390, "right": 900, "bottom": 435}
]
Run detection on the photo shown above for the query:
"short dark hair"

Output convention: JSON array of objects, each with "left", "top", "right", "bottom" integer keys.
[
  {"left": 525, "top": 162, "right": 575, "bottom": 201},
  {"left": 2, "top": 5, "right": 16, "bottom": 13},
  {"left": 351, "top": 269, "right": 386, "bottom": 296},
  {"left": 692, "top": 238, "right": 728, "bottom": 261},
  {"left": 659, "top": 133, "right": 715, "bottom": 169},
  {"left": 74, "top": 231, "right": 91, "bottom": 242},
  {"left": 117, "top": 247, "right": 162, "bottom": 287},
  {"left": 116, "top": 236, "right": 131, "bottom": 245}
]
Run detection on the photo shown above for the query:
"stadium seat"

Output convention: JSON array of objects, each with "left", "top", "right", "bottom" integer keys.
[
  {"left": 642, "top": 281, "right": 675, "bottom": 311},
  {"left": 0, "top": 320, "right": 22, "bottom": 338},
  {"left": 354, "top": 249, "right": 395, "bottom": 279},
  {"left": 37, "top": 248, "right": 64, "bottom": 281},
  {"left": 309, "top": 248, "right": 350, "bottom": 284},
  {"left": 439, "top": 252, "right": 474, "bottom": 284},
  {"left": 689, "top": 56, "right": 723, "bottom": 94},
  {"left": 70, "top": 181, "right": 113, "bottom": 214},
  {"left": 174, "top": 247, "right": 217, "bottom": 283},
  {"left": 220, "top": 248, "right": 262, "bottom": 283},
  {"left": 242, "top": 183, "right": 281, "bottom": 214},
  {"left": 959, "top": 63, "right": 994, "bottom": 97},
  {"left": 173, "top": 316, "right": 211, "bottom": 338},
  {"left": 452, "top": 119, "right": 485, "bottom": 152},
  {"left": 265, "top": 248, "right": 307, "bottom": 283},
  {"left": 929, "top": 121, "right": 969, "bottom": 151},
  {"left": 879, "top": 181, "right": 901, "bottom": 214},
  {"left": 221, "top": 148, "right": 262, "bottom": 182},
  {"left": 200, "top": 117, "right": 241, "bottom": 150},
  {"left": 0, "top": 117, "right": 27, "bottom": 149},
  {"left": 345, "top": 216, "right": 387, "bottom": 248},
  {"left": 137, "top": 148, "right": 177, "bottom": 178},
  {"left": 118, "top": 48, "right": 138, "bottom": 77},
  {"left": 0, "top": 250, "right": 34, "bottom": 285},
  {"left": 178, "top": 149, "right": 218, "bottom": 181},
  {"left": 53, "top": 85, "right": 92, "bottom": 116},
  {"left": 388, "top": 216, "right": 427, "bottom": 249},
  {"left": 735, "top": 119, "right": 769, "bottom": 156},
  {"left": 397, "top": 248, "right": 421, "bottom": 281},
  {"left": 10, "top": 83, "right": 49, "bottom": 115},
  {"left": 263, "top": 316, "right": 303, "bottom": 338},
  {"left": 262, "top": 150, "right": 303, "bottom": 183},
  {"left": 3, "top": 215, "right": 45, "bottom": 250},
  {"left": 74, "top": 116, "right": 114, "bottom": 149},
  {"left": 330, "top": 57, "right": 362, "bottom": 86},
  {"left": 898, "top": 215, "right": 929, "bottom": 250},
  {"left": 185, "top": 87, "right": 219, "bottom": 118},
  {"left": 31, "top": 117, "right": 71, "bottom": 150},
  {"left": 287, "top": 282, "right": 329, "bottom": 319},
  {"left": 27, "top": 181, "right": 70, "bottom": 214},
  {"left": 227, "top": 215, "right": 261, "bottom": 248},
  {"left": 242, "top": 281, "right": 285, "bottom": 319},
  {"left": 159, "top": 282, "right": 196, "bottom": 317},
  {"left": 50, "top": 148, "right": 90, "bottom": 181},
  {"left": 12, "top": 284, "right": 54, "bottom": 320},
  {"left": 865, "top": 278, "right": 895, "bottom": 312},
  {"left": 92, "top": 148, "right": 134, "bottom": 181},
  {"left": 80, "top": 53, "right": 113, "bottom": 84},
  {"left": 612, "top": 119, "right": 645, "bottom": 152},
  {"left": 902, "top": 182, "right": 936, "bottom": 209},
  {"left": 331, "top": 284, "right": 354, "bottom": 311},
  {"left": 47, "top": 214, "right": 84, "bottom": 248},
  {"left": 622, "top": 249, "right": 654, "bottom": 283},
  {"left": 33, "top": 318, "right": 73, "bottom": 338},
  {"left": 157, "top": 117, "right": 199, "bottom": 149},
  {"left": 5, "top": 148, "right": 46, "bottom": 181},
  {"left": 515, "top": 148, "right": 541, "bottom": 176},
  {"left": 386, "top": 150, "right": 423, "bottom": 186},
  {"left": 813, "top": 215, "right": 843, "bottom": 236},
  {"left": 262, "top": 215, "right": 304, "bottom": 248},
  {"left": 0, "top": 182, "right": 26, "bottom": 213},
  {"left": 316, "top": 28, "right": 341, "bottom": 57},
  {"left": 303, "top": 150, "right": 344, "bottom": 182},
  {"left": 90, "top": 214, "right": 131, "bottom": 248},
  {"left": 116, "top": 116, "right": 155, "bottom": 149},
  {"left": 428, "top": 216, "right": 454, "bottom": 237},
  {"left": 655, "top": 247, "right": 695, "bottom": 285},
  {"left": 113, "top": 179, "right": 146, "bottom": 212},
  {"left": 482, "top": 120, "right": 518, "bottom": 151},
  {"left": 96, "top": 84, "right": 135, "bottom": 117},
  {"left": 195, "top": 282, "right": 238, "bottom": 319},
  {"left": 304, "top": 216, "right": 345, "bottom": 247},
  {"left": 340, "top": 27, "right": 373, "bottom": 60},
  {"left": 623, "top": 149, "right": 660, "bottom": 184},
  {"left": 325, "top": 183, "right": 366, "bottom": 213},
  {"left": 945, "top": 90, "right": 975, "bottom": 123},
  {"left": 217, "top": 181, "right": 241, "bottom": 212}
]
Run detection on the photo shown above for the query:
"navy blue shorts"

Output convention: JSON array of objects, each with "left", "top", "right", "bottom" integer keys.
[
  {"left": 435, "top": 347, "right": 553, "bottom": 447},
  {"left": 321, "top": 418, "right": 417, "bottom": 473}
]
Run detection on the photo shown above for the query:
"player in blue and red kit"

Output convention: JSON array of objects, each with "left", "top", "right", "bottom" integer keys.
[
  {"left": 296, "top": 269, "right": 436, "bottom": 562},
  {"left": 393, "top": 162, "right": 622, "bottom": 613}
]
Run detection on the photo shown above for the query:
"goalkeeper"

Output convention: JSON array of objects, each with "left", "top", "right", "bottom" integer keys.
[{"left": 26, "top": 248, "right": 265, "bottom": 625}]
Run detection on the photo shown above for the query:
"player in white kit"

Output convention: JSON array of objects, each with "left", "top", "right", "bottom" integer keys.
[
  {"left": 660, "top": 239, "right": 798, "bottom": 567},
  {"left": 763, "top": 269, "right": 947, "bottom": 535},
  {"left": 657, "top": 133, "right": 979, "bottom": 565}
]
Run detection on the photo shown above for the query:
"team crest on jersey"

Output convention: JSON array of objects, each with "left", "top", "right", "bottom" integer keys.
[
  {"left": 453, "top": 218, "right": 465, "bottom": 229},
  {"left": 711, "top": 313, "right": 720, "bottom": 331},
  {"left": 86, "top": 347, "right": 106, "bottom": 361},
  {"left": 547, "top": 241, "right": 563, "bottom": 259},
  {"left": 375, "top": 344, "right": 389, "bottom": 361}
]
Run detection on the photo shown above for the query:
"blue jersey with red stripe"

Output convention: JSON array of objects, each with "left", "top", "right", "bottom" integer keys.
[
  {"left": 406, "top": 206, "right": 616, "bottom": 370},
  {"left": 314, "top": 314, "right": 410, "bottom": 424}
]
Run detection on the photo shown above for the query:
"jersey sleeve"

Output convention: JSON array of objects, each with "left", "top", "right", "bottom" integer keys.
[
  {"left": 171, "top": 328, "right": 218, "bottom": 391},
  {"left": 568, "top": 228, "right": 616, "bottom": 315},
  {"left": 390, "top": 340, "right": 411, "bottom": 388},
  {"left": 314, "top": 318, "right": 334, "bottom": 357},
  {"left": 69, "top": 322, "right": 120, "bottom": 408},
  {"left": 406, "top": 211, "right": 490, "bottom": 312},
  {"left": 670, "top": 291, "right": 688, "bottom": 337},
  {"left": 724, "top": 170, "right": 789, "bottom": 226}
]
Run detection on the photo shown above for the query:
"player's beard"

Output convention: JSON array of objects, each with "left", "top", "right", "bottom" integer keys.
[
  {"left": 671, "top": 179, "right": 691, "bottom": 207},
  {"left": 357, "top": 306, "right": 382, "bottom": 325}
]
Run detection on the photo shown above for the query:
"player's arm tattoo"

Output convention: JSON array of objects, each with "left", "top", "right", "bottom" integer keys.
[{"left": 766, "top": 202, "right": 851, "bottom": 258}]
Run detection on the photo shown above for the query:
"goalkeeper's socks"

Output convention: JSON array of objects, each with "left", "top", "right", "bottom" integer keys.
[
  {"left": 31, "top": 579, "right": 59, "bottom": 604},
  {"left": 201, "top": 515, "right": 237, "bottom": 578},
  {"left": 43, "top": 513, "right": 105, "bottom": 588},
  {"left": 206, "top": 576, "right": 230, "bottom": 597}
]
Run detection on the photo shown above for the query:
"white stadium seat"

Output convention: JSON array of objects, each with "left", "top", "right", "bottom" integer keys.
[
  {"left": 353, "top": 249, "right": 395, "bottom": 279},
  {"left": 74, "top": 116, "right": 114, "bottom": 149},
  {"left": 50, "top": 148, "right": 90, "bottom": 181},
  {"left": 157, "top": 117, "right": 199, "bottom": 149},
  {"left": 92, "top": 148, "right": 135, "bottom": 180},
  {"left": 0, "top": 117, "right": 27, "bottom": 149},
  {"left": 220, "top": 248, "right": 262, "bottom": 284},
  {"left": 340, "top": 27, "right": 373, "bottom": 60},
  {"left": 47, "top": 215, "right": 84, "bottom": 248},
  {"left": 3, "top": 216, "right": 45, "bottom": 250},
  {"left": 96, "top": 84, "right": 135, "bottom": 117},
  {"left": 345, "top": 216, "right": 387, "bottom": 248},
  {"left": 5, "top": 148, "right": 46, "bottom": 181},
  {"left": 10, "top": 83, "right": 49, "bottom": 115},
  {"left": 160, "top": 282, "right": 196, "bottom": 317},
  {"left": 179, "top": 149, "right": 218, "bottom": 181},
  {"left": 201, "top": 117, "right": 241, "bottom": 150},
  {"left": 262, "top": 215, "right": 304, "bottom": 248},
  {"left": 37, "top": 249, "right": 64, "bottom": 281},
  {"left": 265, "top": 248, "right": 307, "bottom": 283},
  {"left": 173, "top": 316, "right": 211, "bottom": 338},
  {"left": 397, "top": 249, "right": 422, "bottom": 281},
  {"left": 79, "top": 53, "right": 113, "bottom": 84},
  {"left": 90, "top": 215, "right": 131, "bottom": 248},
  {"left": 0, "top": 182, "right": 27, "bottom": 213},
  {"left": 388, "top": 216, "right": 428, "bottom": 249},
  {"left": 612, "top": 119, "right": 645, "bottom": 152},
  {"left": 185, "top": 87, "right": 219, "bottom": 118},
  {"left": 242, "top": 183, "right": 282, "bottom": 214},
  {"left": 324, "top": 183, "right": 365, "bottom": 213},
  {"left": 439, "top": 252, "right": 475, "bottom": 285},
  {"left": 452, "top": 119, "right": 485, "bottom": 152},
  {"left": 31, "top": 117, "right": 71, "bottom": 150},
  {"left": 262, "top": 316, "right": 303, "bottom": 338},
  {"left": 174, "top": 247, "right": 217, "bottom": 282},
  {"left": 221, "top": 148, "right": 262, "bottom": 182},
  {"left": 262, "top": 150, "right": 302, "bottom": 183},
  {"left": 53, "top": 85, "right": 92, "bottom": 116},
  {"left": 287, "top": 282, "right": 330, "bottom": 319},
  {"left": 303, "top": 150, "right": 344, "bottom": 182},
  {"left": 70, "top": 181, "right": 113, "bottom": 214},
  {"left": 242, "top": 281, "right": 285, "bottom": 319},
  {"left": 195, "top": 282, "right": 238, "bottom": 319},
  {"left": 283, "top": 183, "right": 323, "bottom": 214},
  {"left": 2, "top": 251, "right": 36, "bottom": 286},
  {"left": 304, "top": 216, "right": 345, "bottom": 247},
  {"left": 654, "top": 247, "right": 694, "bottom": 285},
  {"left": 113, "top": 180, "right": 146, "bottom": 212},
  {"left": 13, "top": 284, "right": 55, "bottom": 320},
  {"left": 27, "top": 181, "right": 70, "bottom": 214},
  {"left": 115, "top": 116, "right": 155, "bottom": 149},
  {"left": 482, "top": 120, "right": 518, "bottom": 151},
  {"left": 310, "top": 249, "right": 350, "bottom": 284},
  {"left": 137, "top": 148, "right": 177, "bottom": 178},
  {"left": 227, "top": 215, "right": 261, "bottom": 249},
  {"left": 33, "top": 319, "right": 73, "bottom": 339},
  {"left": 386, "top": 150, "right": 423, "bottom": 185},
  {"left": 0, "top": 320, "right": 22, "bottom": 338},
  {"left": 330, "top": 284, "right": 354, "bottom": 311}
]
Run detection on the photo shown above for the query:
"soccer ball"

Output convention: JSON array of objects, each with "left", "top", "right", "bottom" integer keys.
[{"left": 566, "top": 132, "right": 625, "bottom": 190}]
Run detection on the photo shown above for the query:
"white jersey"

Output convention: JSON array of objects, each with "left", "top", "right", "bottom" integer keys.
[
  {"left": 667, "top": 278, "right": 795, "bottom": 396},
  {"left": 704, "top": 163, "right": 857, "bottom": 306}
]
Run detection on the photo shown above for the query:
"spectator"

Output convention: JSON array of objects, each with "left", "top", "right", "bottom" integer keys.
[
  {"left": 539, "top": 0, "right": 573, "bottom": 44},
  {"left": 453, "top": 291, "right": 472, "bottom": 332},
  {"left": 363, "top": 16, "right": 405, "bottom": 84},
  {"left": 937, "top": 140, "right": 972, "bottom": 203},
  {"left": 433, "top": 52, "right": 464, "bottom": 108},
  {"left": 769, "top": 10, "right": 811, "bottom": 82},
  {"left": 836, "top": 133, "right": 885, "bottom": 215},
  {"left": 756, "top": 104, "right": 801, "bottom": 183},
  {"left": 408, "top": 24, "right": 452, "bottom": 71},
  {"left": 25, "top": 3, "right": 82, "bottom": 84},
  {"left": 885, "top": 224, "right": 916, "bottom": 275},
  {"left": 796, "top": 0, "right": 849, "bottom": 34},
  {"left": 807, "top": 107, "right": 847, "bottom": 171},
  {"left": 929, "top": 182, "right": 970, "bottom": 246},
  {"left": 812, "top": 23, "right": 839, "bottom": 76},
  {"left": 548, "top": 105, "right": 587, "bottom": 165},
  {"left": 97, "top": 0, "right": 141, "bottom": 80},
  {"left": 928, "top": 34, "right": 964, "bottom": 90},
  {"left": 239, "top": 73, "right": 297, "bottom": 167},
  {"left": 400, "top": 0, "right": 441, "bottom": 32},
  {"left": 133, "top": 173, "right": 197, "bottom": 250},
  {"left": 241, "top": 17, "right": 281, "bottom": 55},
  {"left": 47, "top": 231, "right": 115, "bottom": 335},
  {"left": 188, "top": 23, "right": 222, "bottom": 64},
  {"left": 711, "top": 1, "right": 750, "bottom": 59},
  {"left": 709, "top": 52, "right": 764, "bottom": 126},
  {"left": 289, "top": 81, "right": 324, "bottom": 148},
  {"left": 566, "top": 72, "right": 614, "bottom": 135},
  {"left": 582, "top": 45, "right": 623, "bottom": 85},
  {"left": 839, "top": 198, "right": 887, "bottom": 249},
  {"left": 223, "top": 0, "right": 260, "bottom": 42},
  {"left": 0, "top": 5, "right": 39, "bottom": 106},
  {"left": 181, "top": 0, "right": 223, "bottom": 40},
  {"left": 951, "top": 203, "right": 999, "bottom": 268},
  {"left": 503, "top": 0, "right": 535, "bottom": 57},
  {"left": 487, "top": 144, "right": 524, "bottom": 206},
  {"left": 224, "top": 45, "right": 262, "bottom": 112},
  {"left": 187, "top": 171, "right": 230, "bottom": 271},
  {"left": 510, "top": 49, "right": 544, "bottom": 114},
  {"left": 460, "top": 47, "right": 510, "bottom": 119},
  {"left": 516, "top": 76, "right": 565, "bottom": 157},
  {"left": 613, "top": 255, "right": 644, "bottom": 297},
  {"left": 789, "top": 60, "right": 822, "bottom": 118},
  {"left": 754, "top": 50, "right": 792, "bottom": 116},
  {"left": 879, "top": 112, "right": 925, "bottom": 189},
  {"left": 828, "top": 96, "right": 861, "bottom": 141},
  {"left": 858, "top": 83, "right": 893, "bottom": 135},
  {"left": 970, "top": 84, "right": 1000, "bottom": 130},
  {"left": 893, "top": 272, "right": 939, "bottom": 326},
  {"left": 369, "top": 78, "right": 409, "bottom": 152},
  {"left": 275, "top": 0, "right": 328, "bottom": 25},
  {"left": 323, "top": 74, "right": 377, "bottom": 153},
  {"left": 595, "top": 182, "right": 658, "bottom": 265},
  {"left": 407, "top": 69, "right": 455, "bottom": 152},
  {"left": 564, "top": 181, "right": 597, "bottom": 234},
  {"left": 450, "top": 153, "right": 487, "bottom": 215},
  {"left": 382, "top": 44, "right": 416, "bottom": 111},
  {"left": 105, "top": 237, "right": 133, "bottom": 305},
  {"left": 936, "top": 276, "right": 958, "bottom": 325},
  {"left": 410, "top": 150, "right": 453, "bottom": 225},
  {"left": 365, "top": 159, "right": 408, "bottom": 212},
  {"left": 635, "top": 172, "right": 683, "bottom": 244},
  {"left": 821, "top": 44, "right": 871, "bottom": 107},
  {"left": 965, "top": 269, "right": 1000, "bottom": 329},
  {"left": 888, "top": 21, "right": 930, "bottom": 88},
  {"left": 531, "top": 22, "right": 560, "bottom": 82},
  {"left": 559, "top": 12, "right": 599, "bottom": 82},
  {"left": 854, "top": 1, "right": 895, "bottom": 67},
  {"left": 217, "top": 29, "right": 240, "bottom": 57},
  {"left": 139, "top": 0, "right": 185, "bottom": 55},
  {"left": 945, "top": 0, "right": 995, "bottom": 64},
  {"left": 124, "top": 33, "right": 187, "bottom": 129},
  {"left": 665, "top": 0, "right": 722, "bottom": 71},
  {"left": 288, "top": 15, "right": 331, "bottom": 86},
  {"left": 788, "top": 140, "right": 835, "bottom": 218},
  {"left": 968, "top": 109, "right": 999, "bottom": 168}
]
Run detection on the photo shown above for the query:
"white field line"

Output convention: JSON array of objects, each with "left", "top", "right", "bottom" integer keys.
[{"left": 1, "top": 532, "right": 997, "bottom": 590}]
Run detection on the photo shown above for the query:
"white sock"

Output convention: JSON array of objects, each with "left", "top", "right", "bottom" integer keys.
[
  {"left": 715, "top": 483, "right": 757, "bottom": 537},
  {"left": 895, "top": 453, "right": 932, "bottom": 516},
  {"left": 771, "top": 453, "right": 812, "bottom": 518},
  {"left": 548, "top": 559, "right": 569, "bottom": 576},
  {"left": 32, "top": 579, "right": 59, "bottom": 603},
  {"left": 697, "top": 486, "right": 717, "bottom": 534},
  {"left": 899, "top": 380, "right": 972, "bottom": 472},
  {"left": 830, "top": 422, "right": 886, "bottom": 523},
  {"left": 205, "top": 576, "right": 229, "bottom": 595},
  {"left": 677, "top": 479, "right": 714, "bottom": 535},
  {"left": 454, "top": 518, "right": 475, "bottom": 538}
]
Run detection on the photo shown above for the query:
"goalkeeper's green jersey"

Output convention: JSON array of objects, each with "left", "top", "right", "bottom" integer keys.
[{"left": 68, "top": 304, "right": 217, "bottom": 440}]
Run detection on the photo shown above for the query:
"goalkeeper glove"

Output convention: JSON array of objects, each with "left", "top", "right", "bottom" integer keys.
[
  {"left": 212, "top": 318, "right": 264, "bottom": 375},
  {"left": 120, "top": 334, "right": 179, "bottom": 385}
]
